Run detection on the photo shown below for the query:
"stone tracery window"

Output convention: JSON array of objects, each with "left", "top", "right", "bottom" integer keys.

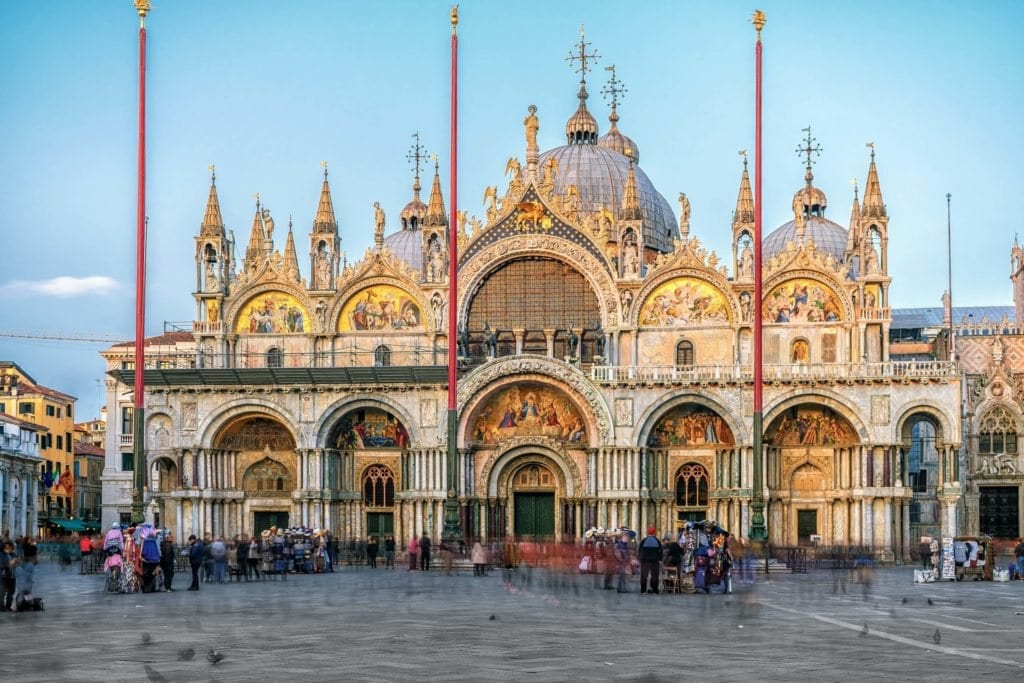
[
  {"left": 514, "top": 464, "right": 554, "bottom": 489},
  {"left": 363, "top": 465, "right": 395, "bottom": 507},
  {"left": 242, "top": 457, "right": 292, "bottom": 496},
  {"left": 675, "top": 462, "right": 708, "bottom": 507},
  {"left": 979, "top": 405, "right": 1018, "bottom": 455}
]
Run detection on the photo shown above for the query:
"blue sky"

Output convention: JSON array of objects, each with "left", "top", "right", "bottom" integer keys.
[{"left": 1, "top": 0, "right": 1022, "bottom": 420}]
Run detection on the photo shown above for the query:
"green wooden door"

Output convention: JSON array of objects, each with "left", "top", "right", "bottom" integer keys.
[
  {"left": 253, "top": 511, "right": 289, "bottom": 534},
  {"left": 514, "top": 493, "right": 555, "bottom": 539},
  {"left": 797, "top": 509, "right": 817, "bottom": 545},
  {"left": 366, "top": 512, "right": 394, "bottom": 539}
]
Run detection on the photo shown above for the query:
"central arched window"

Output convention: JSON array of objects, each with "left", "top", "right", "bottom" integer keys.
[
  {"left": 466, "top": 257, "right": 601, "bottom": 359},
  {"left": 675, "top": 462, "right": 709, "bottom": 507},
  {"left": 266, "top": 347, "right": 283, "bottom": 368},
  {"left": 374, "top": 344, "right": 392, "bottom": 367},
  {"left": 363, "top": 465, "right": 395, "bottom": 507},
  {"left": 979, "top": 405, "right": 1019, "bottom": 454},
  {"left": 675, "top": 340, "right": 695, "bottom": 366}
]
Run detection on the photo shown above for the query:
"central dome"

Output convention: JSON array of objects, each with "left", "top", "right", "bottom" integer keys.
[
  {"left": 764, "top": 216, "right": 848, "bottom": 262},
  {"left": 537, "top": 144, "right": 677, "bottom": 252}
]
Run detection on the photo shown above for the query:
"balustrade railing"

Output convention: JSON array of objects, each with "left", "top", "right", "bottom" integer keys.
[{"left": 591, "top": 360, "right": 958, "bottom": 384}]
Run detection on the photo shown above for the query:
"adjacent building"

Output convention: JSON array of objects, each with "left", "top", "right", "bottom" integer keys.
[{"left": 0, "top": 412, "right": 45, "bottom": 538}]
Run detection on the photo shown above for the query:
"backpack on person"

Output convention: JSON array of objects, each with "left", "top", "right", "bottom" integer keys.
[{"left": 141, "top": 537, "right": 161, "bottom": 564}]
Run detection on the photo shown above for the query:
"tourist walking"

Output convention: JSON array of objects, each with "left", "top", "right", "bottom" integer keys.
[
  {"left": 1, "top": 540, "right": 18, "bottom": 611},
  {"left": 637, "top": 527, "right": 662, "bottom": 594},
  {"left": 502, "top": 535, "right": 519, "bottom": 586},
  {"left": 384, "top": 535, "right": 395, "bottom": 569},
  {"left": 159, "top": 533, "right": 176, "bottom": 591},
  {"left": 366, "top": 536, "right": 379, "bottom": 568},
  {"left": 419, "top": 534, "right": 432, "bottom": 571},
  {"left": 1014, "top": 537, "right": 1024, "bottom": 580},
  {"left": 187, "top": 535, "right": 204, "bottom": 591},
  {"left": 210, "top": 537, "right": 227, "bottom": 583},
  {"left": 614, "top": 534, "right": 630, "bottom": 593},
  {"left": 471, "top": 541, "right": 487, "bottom": 576},
  {"left": 139, "top": 525, "right": 162, "bottom": 593},
  {"left": 237, "top": 535, "right": 251, "bottom": 581},
  {"left": 407, "top": 535, "right": 419, "bottom": 571}
]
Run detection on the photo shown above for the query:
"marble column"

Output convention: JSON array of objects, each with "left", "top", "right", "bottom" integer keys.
[
  {"left": 513, "top": 328, "right": 525, "bottom": 355},
  {"left": 543, "top": 329, "right": 555, "bottom": 358}
]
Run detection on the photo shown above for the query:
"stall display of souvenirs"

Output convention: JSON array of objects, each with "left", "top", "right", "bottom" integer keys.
[
  {"left": 580, "top": 527, "right": 637, "bottom": 575},
  {"left": 254, "top": 527, "right": 333, "bottom": 575},
  {"left": 678, "top": 520, "right": 731, "bottom": 594},
  {"left": 952, "top": 535, "right": 993, "bottom": 581}
]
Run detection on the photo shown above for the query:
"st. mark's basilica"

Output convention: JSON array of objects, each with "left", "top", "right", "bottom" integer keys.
[{"left": 101, "top": 32, "right": 1023, "bottom": 564}]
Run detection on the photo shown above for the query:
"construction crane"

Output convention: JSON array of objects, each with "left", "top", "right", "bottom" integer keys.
[{"left": 0, "top": 330, "right": 126, "bottom": 344}]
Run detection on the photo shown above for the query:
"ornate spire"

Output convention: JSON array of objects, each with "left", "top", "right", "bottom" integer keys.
[
  {"left": 846, "top": 179, "right": 861, "bottom": 253},
  {"left": 425, "top": 157, "right": 448, "bottom": 227},
  {"left": 565, "top": 25, "right": 600, "bottom": 145},
  {"left": 313, "top": 162, "right": 337, "bottom": 233},
  {"left": 598, "top": 65, "right": 638, "bottom": 163},
  {"left": 862, "top": 143, "right": 886, "bottom": 218},
  {"left": 283, "top": 216, "right": 300, "bottom": 279},
  {"left": 245, "top": 195, "right": 265, "bottom": 263},
  {"left": 620, "top": 162, "right": 642, "bottom": 221},
  {"left": 732, "top": 152, "right": 754, "bottom": 230},
  {"left": 200, "top": 165, "right": 223, "bottom": 236}
]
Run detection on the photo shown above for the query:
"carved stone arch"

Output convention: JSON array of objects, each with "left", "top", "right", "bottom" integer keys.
[
  {"left": 195, "top": 400, "right": 301, "bottom": 449},
  {"left": 145, "top": 410, "right": 174, "bottom": 456},
  {"left": 457, "top": 355, "right": 613, "bottom": 445},
  {"left": 764, "top": 388, "right": 868, "bottom": 442},
  {"left": 635, "top": 391, "right": 747, "bottom": 447},
  {"left": 631, "top": 266, "right": 740, "bottom": 327},
  {"left": 457, "top": 235, "right": 619, "bottom": 328},
  {"left": 314, "top": 395, "right": 419, "bottom": 448},
  {"left": 761, "top": 270, "right": 854, "bottom": 323},
  {"left": 224, "top": 281, "right": 312, "bottom": 335},
  {"left": 479, "top": 439, "right": 582, "bottom": 498},
  {"left": 892, "top": 399, "right": 957, "bottom": 445},
  {"left": 335, "top": 274, "right": 435, "bottom": 334},
  {"left": 149, "top": 455, "right": 180, "bottom": 493}
]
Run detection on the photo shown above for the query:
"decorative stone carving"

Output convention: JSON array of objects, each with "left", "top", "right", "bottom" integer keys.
[
  {"left": 477, "top": 436, "right": 584, "bottom": 497},
  {"left": 870, "top": 395, "right": 890, "bottom": 426},
  {"left": 614, "top": 397, "right": 633, "bottom": 427}
]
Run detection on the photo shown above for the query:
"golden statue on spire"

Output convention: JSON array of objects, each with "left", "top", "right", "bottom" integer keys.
[{"left": 134, "top": 0, "right": 151, "bottom": 23}]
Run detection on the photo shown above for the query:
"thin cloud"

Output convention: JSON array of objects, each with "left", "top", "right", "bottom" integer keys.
[{"left": 1, "top": 276, "right": 120, "bottom": 297}]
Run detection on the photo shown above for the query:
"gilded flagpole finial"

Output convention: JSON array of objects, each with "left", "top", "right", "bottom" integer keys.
[
  {"left": 134, "top": 0, "right": 151, "bottom": 27},
  {"left": 451, "top": 5, "right": 459, "bottom": 33},
  {"left": 752, "top": 9, "right": 766, "bottom": 38}
]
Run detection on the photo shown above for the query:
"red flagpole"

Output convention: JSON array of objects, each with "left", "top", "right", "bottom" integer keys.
[
  {"left": 443, "top": 6, "right": 461, "bottom": 542},
  {"left": 132, "top": 1, "right": 150, "bottom": 523},
  {"left": 750, "top": 10, "right": 767, "bottom": 544}
]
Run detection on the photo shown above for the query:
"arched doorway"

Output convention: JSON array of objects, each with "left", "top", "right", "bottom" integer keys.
[
  {"left": 149, "top": 457, "right": 179, "bottom": 533},
  {"left": 511, "top": 462, "right": 556, "bottom": 539},
  {"left": 363, "top": 464, "right": 396, "bottom": 540},
  {"left": 674, "top": 463, "right": 709, "bottom": 522},
  {"left": 765, "top": 404, "right": 859, "bottom": 546},
  {"left": 214, "top": 415, "right": 296, "bottom": 534}
]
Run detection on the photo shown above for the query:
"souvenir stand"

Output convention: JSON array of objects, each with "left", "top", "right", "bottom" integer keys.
[
  {"left": 953, "top": 535, "right": 993, "bottom": 581},
  {"left": 580, "top": 527, "right": 637, "bottom": 575},
  {"left": 678, "top": 520, "right": 730, "bottom": 594}
]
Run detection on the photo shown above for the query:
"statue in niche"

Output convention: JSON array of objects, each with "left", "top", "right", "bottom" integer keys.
[
  {"left": 430, "top": 292, "right": 444, "bottom": 331},
  {"left": 739, "top": 291, "right": 752, "bottom": 322},
  {"left": 457, "top": 322, "right": 470, "bottom": 359},
  {"left": 428, "top": 240, "right": 445, "bottom": 282},
  {"left": 621, "top": 289, "right": 634, "bottom": 314},
  {"left": 315, "top": 299, "right": 328, "bottom": 331},
  {"left": 623, "top": 239, "right": 640, "bottom": 277},
  {"left": 865, "top": 244, "right": 880, "bottom": 273},
  {"left": 315, "top": 245, "right": 333, "bottom": 289},
  {"left": 484, "top": 322, "right": 497, "bottom": 358},
  {"left": 204, "top": 260, "right": 219, "bottom": 292},
  {"left": 738, "top": 242, "right": 753, "bottom": 278}
]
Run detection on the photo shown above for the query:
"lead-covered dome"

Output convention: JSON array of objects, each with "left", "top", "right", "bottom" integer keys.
[
  {"left": 537, "top": 144, "right": 677, "bottom": 252},
  {"left": 382, "top": 227, "right": 422, "bottom": 272},
  {"left": 763, "top": 216, "right": 848, "bottom": 262}
]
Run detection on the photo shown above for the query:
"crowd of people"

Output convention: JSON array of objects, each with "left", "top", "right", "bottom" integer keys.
[{"left": 0, "top": 533, "right": 40, "bottom": 611}]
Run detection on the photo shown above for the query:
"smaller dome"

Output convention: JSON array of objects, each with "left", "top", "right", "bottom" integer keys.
[
  {"left": 764, "top": 216, "right": 848, "bottom": 262},
  {"left": 566, "top": 105, "right": 598, "bottom": 145},
  {"left": 598, "top": 120, "right": 639, "bottom": 164},
  {"left": 383, "top": 228, "right": 422, "bottom": 272},
  {"left": 399, "top": 198, "right": 427, "bottom": 231}
]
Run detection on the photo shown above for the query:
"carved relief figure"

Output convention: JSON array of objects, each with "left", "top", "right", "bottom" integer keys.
[
  {"left": 524, "top": 105, "right": 539, "bottom": 151},
  {"left": 739, "top": 291, "right": 752, "bottom": 322},
  {"left": 204, "top": 260, "right": 219, "bottom": 292},
  {"left": 791, "top": 339, "right": 810, "bottom": 364},
  {"left": 678, "top": 192, "right": 691, "bottom": 229},
  {"left": 373, "top": 202, "right": 386, "bottom": 239},
  {"left": 484, "top": 321, "right": 498, "bottom": 358},
  {"left": 738, "top": 242, "right": 753, "bottom": 278},
  {"left": 315, "top": 299, "right": 328, "bottom": 330},
  {"left": 430, "top": 292, "right": 444, "bottom": 331},
  {"left": 339, "top": 286, "right": 422, "bottom": 332},
  {"left": 648, "top": 404, "right": 734, "bottom": 448},
  {"left": 470, "top": 383, "right": 585, "bottom": 445},
  {"left": 638, "top": 277, "right": 731, "bottom": 327},
  {"left": 763, "top": 279, "right": 843, "bottom": 323},
  {"left": 315, "top": 243, "right": 333, "bottom": 289}
]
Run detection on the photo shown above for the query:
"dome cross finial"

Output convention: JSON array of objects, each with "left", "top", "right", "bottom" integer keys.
[
  {"left": 601, "top": 64, "right": 627, "bottom": 120},
  {"left": 407, "top": 132, "right": 427, "bottom": 200},
  {"left": 566, "top": 24, "right": 600, "bottom": 94},
  {"left": 796, "top": 126, "right": 823, "bottom": 182}
]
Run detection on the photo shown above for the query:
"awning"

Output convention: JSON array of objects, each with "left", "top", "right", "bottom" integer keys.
[{"left": 45, "top": 518, "right": 87, "bottom": 532}]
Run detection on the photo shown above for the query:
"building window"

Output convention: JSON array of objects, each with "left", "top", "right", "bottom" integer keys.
[
  {"left": 18, "top": 402, "right": 34, "bottom": 415},
  {"left": 121, "top": 406, "right": 134, "bottom": 435},
  {"left": 65, "top": 432, "right": 72, "bottom": 452},
  {"left": 122, "top": 453, "right": 134, "bottom": 472},
  {"left": 74, "top": 461, "right": 80, "bottom": 478},
  {"left": 67, "top": 404, "right": 72, "bottom": 419},
  {"left": 675, "top": 340, "right": 695, "bottom": 366},
  {"left": 0, "top": 403, "right": 5, "bottom": 413},
  {"left": 675, "top": 462, "right": 709, "bottom": 507},
  {"left": 374, "top": 345, "right": 392, "bottom": 367},
  {"left": 362, "top": 465, "right": 395, "bottom": 507},
  {"left": 979, "top": 405, "right": 1019, "bottom": 454},
  {"left": 266, "top": 347, "right": 283, "bottom": 368},
  {"left": 56, "top": 435, "right": 63, "bottom": 451},
  {"left": 46, "top": 405, "right": 56, "bottom": 417},
  {"left": 121, "top": 361, "right": 135, "bottom": 370}
]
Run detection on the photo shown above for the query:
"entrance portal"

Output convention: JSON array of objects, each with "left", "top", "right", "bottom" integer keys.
[
  {"left": 514, "top": 493, "right": 555, "bottom": 539},
  {"left": 979, "top": 486, "right": 1019, "bottom": 538},
  {"left": 797, "top": 509, "right": 818, "bottom": 545},
  {"left": 254, "top": 510, "right": 289, "bottom": 533}
]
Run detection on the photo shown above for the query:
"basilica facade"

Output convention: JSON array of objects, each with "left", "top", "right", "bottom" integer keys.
[{"left": 101, "top": 56, "right": 962, "bottom": 561}]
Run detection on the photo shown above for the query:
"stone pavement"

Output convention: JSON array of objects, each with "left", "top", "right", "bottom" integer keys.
[{"left": 3, "top": 562, "right": 1024, "bottom": 682}]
